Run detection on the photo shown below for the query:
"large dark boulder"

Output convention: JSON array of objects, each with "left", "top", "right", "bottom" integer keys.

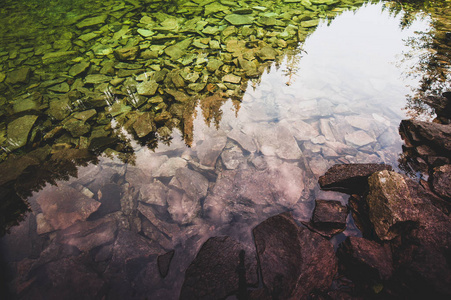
[
  {"left": 253, "top": 212, "right": 337, "bottom": 299},
  {"left": 338, "top": 236, "right": 393, "bottom": 283},
  {"left": 319, "top": 164, "right": 393, "bottom": 194},
  {"left": 180, "top": 236, "right": 258, "bottom": 300},
  {"left": 400, "top": 120, "right": 451, "bottom": 155},
  {"left": 390, "top": 178, "right": 451, "bottom": 298},
  {"left": 430, "top": 164, "right": 451, "bottom": 200}
]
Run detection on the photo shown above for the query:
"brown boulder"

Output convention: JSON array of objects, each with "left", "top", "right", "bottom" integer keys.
[
  {"left": 180, "top": 236, "right": 258, "bottom": 300},
  {"left": 253, "top": 212, "right": 337, "bottom": 299},
  {"left": 319, "top": 164, "right": 393, "bottom": 194}
]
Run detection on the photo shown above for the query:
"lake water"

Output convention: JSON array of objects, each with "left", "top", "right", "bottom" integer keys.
[{"left": 0, "top": 0, "right": 447, "bottom": 298}]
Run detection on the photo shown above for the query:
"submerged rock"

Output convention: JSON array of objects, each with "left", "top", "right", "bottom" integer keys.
[
  {"left": 319, "top": 163, "right": 393, "bottom": 194},
  {"left": 6, "top": 115, "right": 38, "bottom": 151},
  {"left": 180, "top": 236, "right": 258, "bottom": 300},
  {"left": 6, "top": 67, "right": 31, "bottom": 84},
  {"left": 253, "top": 213, "right": 337, "bottom": 299},
  {"left": 36, "top": 184, "right": 101, "bottom": 230}
]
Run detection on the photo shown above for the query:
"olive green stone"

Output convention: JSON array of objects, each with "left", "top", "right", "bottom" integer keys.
[
  {"left": 225, "top": 14, "right": 254, "bottom": 25},
  {"left": 6, "top": 115, "right": 39, "bottom": 151}
]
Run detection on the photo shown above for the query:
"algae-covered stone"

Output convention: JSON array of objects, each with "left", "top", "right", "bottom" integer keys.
[
  {"left": 69, "top": 61, "right": 90, "bottom": 77},
  {"left": 225, "top": 14, "right": 254, "bottom": 25},
  {"left": 133, "top": 112, "right": 156, "bottom": 138},
  {"left": 137, "top": 29, "right": 155, "bottom": 37},
  {"left": 6, "top": 115, "right": 38, "bottom": 151},
  {"left": 222, "top": 74, "right": 241, "bottom": 84},
  {"left": 204, "top": 3, "right": 229, "bottom": 16},
  {"left": 206, "top": 59, "right": 224, "bottom": 72},
  {"left": 257, "top": 46, "right": 277, "bottom": 60},
  {"left": 47, "top": 96, "right": 71, "bottom": 121},
  {"left": 42, "top": 51, "right": 77, "bottom": 64},
  {"left": 64, "top": 118, "right": 91, "bottom": 137},
  {"left": 114, "top": 46, "right": 140, "bottom": 61},
  {"left": 137, "top": 80, "right": 159, "bottom": 96},
  {"left": 164, "top": 38, "right": 193, "bottom": 60},
  {"left": 85, "top": 74, "right": 111, "bottom": 84},
  {"left": 48, "top": 82, "right": 70, "bottom": 93},
  {"left": 301, "top": 19, "right": 320, "bottom": 27},
  {"left": 73, "top": 109, "right": 97, "bottom": 122},
  {"left": 76, "top": 15, "right": 108, "bottom": 29},
  {"left": 366, "top": 171, "right": 419, "bottom": 240},
  {"left": 6, "top": 67, "right": 31, "bottom": 84}
]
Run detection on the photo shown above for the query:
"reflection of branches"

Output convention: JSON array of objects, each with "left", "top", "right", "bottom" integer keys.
[
  {"left": 282, "top": 49, "right": 305, "bottom": 86},
  {"left": 390, "top": 0, "right": 451, "bottom": 119}
]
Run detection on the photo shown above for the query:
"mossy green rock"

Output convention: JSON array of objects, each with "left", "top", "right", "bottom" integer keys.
[
  {"left": 225, "top": 14, "right": 254, "bottom": 25},
  {"left": 164, "top": 38, "right": 193, "bottom": 60},
  {"left": 6, "top": 115, "right": 38, "bottom": 151},
  {"left": 366, "top": 171, "right": 419, "bottom": 240}
]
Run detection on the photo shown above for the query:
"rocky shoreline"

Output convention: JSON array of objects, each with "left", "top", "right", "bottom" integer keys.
[
  {"left": 178, "top": 93, "right": 451, "bottom": 299},
  {"left": 180, "top": 162, "right": 450, "bottom": 299}
]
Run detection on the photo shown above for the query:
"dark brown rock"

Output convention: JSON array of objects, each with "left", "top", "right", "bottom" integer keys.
[
  {"left": 338, "top": 236, "right": 393, "bottom": 282},
  {"left": 180, "top": 236, "right": 258, "bottom": 300},
  {"left": 253, "top": 213, "right": 337, "bottom": 299},
  {"left": 390, "top": 175, "right": 451, "bottom": 298},
  {"left": 302, "top": 200, "right": 348, "bottom": 238},
  {"left": 400, "top": 119, "right": 451, "bottom": 155},
  {"left": 319, "top": 163, "right": 393, "bottom": 194},
  {"left": 431, "top": 164, "right": 451, "bottom": 200}
]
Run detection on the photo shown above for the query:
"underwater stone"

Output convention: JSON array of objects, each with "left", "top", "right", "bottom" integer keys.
[
  {"left": 164, "top": 38, "right": 193, "bottom": 60},
  {"left": 85, "top": 74, "right": 111, "bottom": 84},
  {"left": 222, "top": 74, "right": 241, "bottom": 84},
  {"left": 42, "top": 51, "right": 77, "bottom": 64},
  {"left": 225, "top": 14, "right": 254, "bottom": 25},
  {"left": 36, "top": 184, "right": 101, "bottom": 230},
  {"left": 137, "top": 28, "right": 155, "bottom": 37},
  {"left": 73, "top": 109, "right": 97, "bottom": 122},
  {"left": 76, "top": 15, "right": 108, "bottom": 29},
  {"left": 63, "top": 118, "right": 91, "bottom": 137},
  {"left": 256, "top": 45, "right": 277, "bottom": 61},
  {"left": 6, "top": 67, "right": 31, "bottom": 84},
  {"left": 133, "top": 112, "right": 156, "bottom": 138},
  {"left": 48, "top": 82, "right": 70, "bottom": 93},
  {"left": 137, "top": 80, "right": 159, "bottom": 96},
  {"left": 69, "top": 61, "right": 90, "bottom": 77},
  {"left": 6, "top": 115, "right": 38, "bottom": 151},
  {"left": 345, "top": 130, "right": 375, "bottom": 147},
  {"left": 114, "top": 46, "right": 140, "bottom": 61}
]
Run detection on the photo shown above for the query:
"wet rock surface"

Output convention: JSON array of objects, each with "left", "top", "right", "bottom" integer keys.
[
  {"left": 319, "top": 163, "right": 393, "bottom": 194},
  {"left": 253, "top": 212, "right": 337, "bottom": 299},
  {"left": 180, "top": 236, "right": 257, "bottom": 300}
]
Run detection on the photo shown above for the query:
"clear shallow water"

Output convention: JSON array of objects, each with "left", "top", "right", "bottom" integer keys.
[{"left": 0, "top": 0, "right": 446, "bottom": 298}]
